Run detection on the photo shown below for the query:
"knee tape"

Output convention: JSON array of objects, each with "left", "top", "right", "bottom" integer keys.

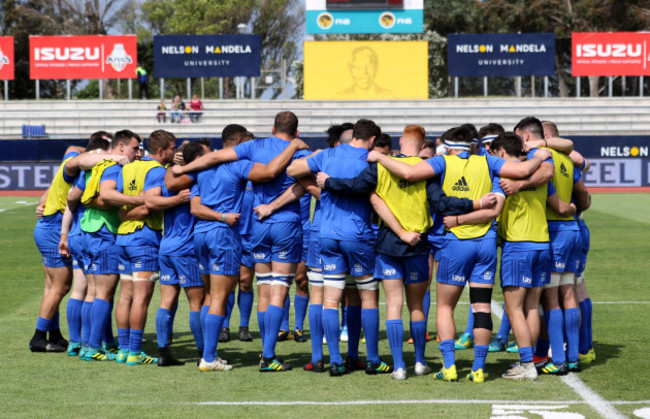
[
  {"left": 120, "top": 274, "right": 133, "bottom": 281},
  {"left": 576, "top": 272, "right": 585, "bottom": 285},
  {"left": 543, "top": 273, "right": 561, "bottom": 289},
  {"left": 473, "top": 311, "right": 493, "bottom": 331},
  {"left": 355, "top": 276, "right": 378, "bottom": 291},
  {"left": 323, "top": 274, "right": 346, "bottom": 290},
  {"left": 469, "top": 286, "right": 492, "bottom": 304},
  {"left": 132, "top": 272, "right": 159, "bottom": 282},
  {"left": 307, "top": 270, "right": 324, "bottom": 287},
  {"left": 270, "top": 273, "right": 294, "bottom": 288},
  {"left": 559, "top": 272, "right": 575, "bottom": 287},
  {"left": 255, "top": 272, "right": 272, "bottom": 286}
]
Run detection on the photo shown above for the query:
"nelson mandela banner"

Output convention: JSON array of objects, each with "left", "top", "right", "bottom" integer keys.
[
  {"left": 447, "top": 33, "right": 555, "bottom": 77},
  {"left": 153, "top": 34, "right": 261, "bottom": 78}
]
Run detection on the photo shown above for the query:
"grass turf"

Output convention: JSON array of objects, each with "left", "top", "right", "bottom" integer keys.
[{"left": 0, "top": 194, "right": 649, "bottom": 418}]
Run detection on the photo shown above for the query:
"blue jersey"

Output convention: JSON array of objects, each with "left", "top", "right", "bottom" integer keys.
[
  {"left": 311, "top": 200, "right": 322, "bottom": 232},
  {"left": 192, "top": 160, "right": 254, "bottom": 233},
  {"left": 116, "top": 157, "right": 166, "bottom": 247},
  {"left": 238, "top": 181, "right": 255, "bottom": 236},
  {"left": 233, "top": 137, "right": 310, "bottom": 224},
  {"left": 159, "top": 181, "right": 195, "bottom": 256},
  {"left": 69, "top": 171, "right": 87, "bottom": 236},
  {"left": 306, "top": 144, "right": 373, "bottom": 241},
  {"left": 299, "top": 194, "right": 312, "bottom": 232}
]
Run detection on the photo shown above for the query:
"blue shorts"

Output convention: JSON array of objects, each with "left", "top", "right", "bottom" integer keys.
[
  {"left": 301, "top": 230, "right": 310, "bottom": 262},
  {"left": 320, "top": 237, "right": 375, "bottom": 277},
  {"left": 68, "top": 233, "right": 89, "bottom": 272},
  {"left": 374, "top": 253, "right": 428, "bottom": 284},
  {"left": 250, "top": 221, "right": 302, "bottom": 264},
  {"left": 428, "top": 232, "right": 445, "bottom": 260},
  {"left": 197, "top": 227, "right": 241, "bottom": 276},
  {"left": 549, "top": 230, "right": 581, "bottom": 274},
  {"left": 436, "top": 237, "right": 497, "bottom": 286},
  {"left": 34, "top": 221, "right": 71, "bottom": 268},
  {"left": 577, "top": 225, "right": 590, "bottom": 275},
  {"left": 159, "top": 254, "right": 203, "bottom": 287},
  {"left": 240, "top": 234, "right": 254, "bottom": 269},
  {"left": 121, "top": 245, "right": 159, "bottom": 273},
  {"left": 306, "top": 230, "right": 322, "bottom": 270},
  {"left": 500, "top": 248, "right": 551, "bottom": 288},
  {"left": 194, "top": 231, "right": 209, "bottom": 275},
  {"left": 86, "top": 227, "right": 120, "bottom": 275}
]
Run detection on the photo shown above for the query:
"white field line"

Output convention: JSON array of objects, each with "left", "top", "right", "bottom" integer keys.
[
  {"left": 195, "top": 399, "right": 650, "bottom": 407},
  {"left": 561, "top": 374, "right": 627, "bottom": 419},
  {"left": 195, "top": 399, "right": 586, "bottom": 406},
  {"left": 0, "top": 201, "right": 37, "bottom": 213},
  {"left": 490, "top": 299, "right": 626, "bottom": 419}
]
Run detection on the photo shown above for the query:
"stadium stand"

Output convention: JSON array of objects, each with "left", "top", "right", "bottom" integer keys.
[{"left": 1, "top": 98, "right": 650, "bottom": 138}]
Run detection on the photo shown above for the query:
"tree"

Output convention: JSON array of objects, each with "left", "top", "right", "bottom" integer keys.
[
  {"left": 480, "top": 0, "right": 650, "bottom": 97},
  {"left": 2, "top": 0, "right": 135, "bottom": 99},
  {"left": 140, "top": 0, "right": 303, "bottom": 99}
]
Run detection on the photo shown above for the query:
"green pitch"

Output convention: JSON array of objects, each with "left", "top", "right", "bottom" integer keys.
[{"left": 1, "top": 194, "right": 649, "bottom": 418}]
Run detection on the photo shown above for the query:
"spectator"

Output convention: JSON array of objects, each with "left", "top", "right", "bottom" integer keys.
[
  {"left": 189, "top": 94, "right": 204, "bottom": 123},
  {"left": 136, "top": 65, "right": 150, "bottom": 99},
  {"left": 157, "top": 100, "right": 167, "bottom": 123},
  {"left": 170, "top": 94, "right": 186, "bottom": 123}
]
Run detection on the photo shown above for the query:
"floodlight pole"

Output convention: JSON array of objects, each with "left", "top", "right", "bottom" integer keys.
[
  {"left": 35, "top": 80, "right": 39, "bottom": 100},
  {"left": 187, "top": 78, "right": 191, "bottom": 101},
  {"left": 576, "top": 77, "right": 581, "bottom": 98},
  {"left": 160, "top": 78, "right": 165, "bottom": 99},
  {"left": 483, "top": 76, "right": 487, "bottom": 97},
  {"left": 99, "top": 79, "right": 103, "bottom": 100},
  {"left": 66, "top": 80, "right": 71, "bottom": 100},
  {"left": 640, "top": 76, "right": 644, "bottom": 97},
  {"left": 4, "top": 80, "right": 8, "bottom": 100},
  {"left": 219, "top": 78, "right": 223, "bottom": 99},
  {"left": 128, "top": 79, "right": 132, "bottom": 99},
  {"left": 251, "top": 77, "right": 256, "bottom": 99},
  {"left": 454, "top": 77, "right": 458, "bottom": 98}
]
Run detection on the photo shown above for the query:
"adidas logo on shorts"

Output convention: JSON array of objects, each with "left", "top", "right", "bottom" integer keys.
[{"left": 452, "top": 176, "right": 470, "bottom": 192}]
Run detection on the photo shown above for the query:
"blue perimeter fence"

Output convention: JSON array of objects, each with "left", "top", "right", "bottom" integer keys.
[{"left": 1, "top": 134, "right": 649, "bottom": 190}]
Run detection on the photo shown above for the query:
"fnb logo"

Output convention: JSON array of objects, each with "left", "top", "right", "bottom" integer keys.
[
  {"left": 452, "top": 274, "right": 465, "bottom": 282},
  {"left": 323, "top": 264, "right": 336, "bottom": 271},
  {"left": 523, "top": 276, "right": 532, "bottom": 284},
  {"left": 576, "top": 43, "right": 642, "bottom": 58},
  {"left": 383, "top": 269, "right": 396, "bottom": 276},
  {"left": 34, "top": 47, "right": 99, "bottom": 61},
  {"left": 253, "top": 253, "right": 266, "bottom": 259}
]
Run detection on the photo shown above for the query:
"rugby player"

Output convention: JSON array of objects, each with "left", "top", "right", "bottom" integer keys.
[
  {"left": 58, "top": 132, "right": 112, "bottom": 356},
  {"left": 511, "top": 117, "right": 590, "bottom": 374},
  {"left": 487, "top": 132, "right": 575, "bottom": 380},
  {"left": 367, "top": 125, "right": 551, "bottom": 382},
  {"left": 172, "top": 113, "right": 311, "bottom": 372},
  {"left": 75, "top": 130, "right": 142, "bottom": 361},
  {"left": 188, "top": 127, "right": 309, "bottom": 372},
  {"left": 317, "top": 124, "right": 496, "bottom": 379},
  {"left": 30, "top": 140, "right": 88, "bottom": 352},
  {"left": 287, "top": 119, "right": 390, "bottom": 377}
]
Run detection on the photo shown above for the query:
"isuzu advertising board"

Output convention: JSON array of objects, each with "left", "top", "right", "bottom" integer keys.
[
  {"left": 0, "top": 36, "right": 14, "bottom": 80},
  {"left": 572, "top": 32, "right": 650, "bottom": 76},
  {"left": 30, "top": 35, "right": 137, "bottom": 80}
]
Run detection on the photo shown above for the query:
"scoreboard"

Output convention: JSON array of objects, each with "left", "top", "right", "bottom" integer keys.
[{"left": 326, "top": 0, "right": 404, "bottom": 9}]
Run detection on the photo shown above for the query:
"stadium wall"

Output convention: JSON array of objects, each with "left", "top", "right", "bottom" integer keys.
[{"left": 1, "top": 135, "right": 649, "bottom": 191}]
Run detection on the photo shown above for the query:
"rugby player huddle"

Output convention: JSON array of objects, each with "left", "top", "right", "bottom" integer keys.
[{"left": 29, "top": 111, "right": 594, "bottom": 382}]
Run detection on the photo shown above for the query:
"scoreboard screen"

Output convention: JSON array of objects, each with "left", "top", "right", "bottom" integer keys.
[{"left": 326, "top": 0, "right": 404, "bottom": 9}]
